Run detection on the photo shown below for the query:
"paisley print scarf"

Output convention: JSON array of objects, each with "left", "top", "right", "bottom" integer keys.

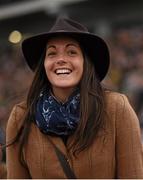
[{"left": 35, "top": 89, "right": 80, "bottom": 136}]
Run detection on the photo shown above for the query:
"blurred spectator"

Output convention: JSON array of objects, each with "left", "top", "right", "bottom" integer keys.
[
  {"left": 0, "top": 44, "right": 33, "bottom": 129},
  {"left": 106, "top": 27, "right": 143, "bottom": 122}
]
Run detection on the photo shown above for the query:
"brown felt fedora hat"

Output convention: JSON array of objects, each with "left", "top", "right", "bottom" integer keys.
[{"left": 22, "top": 17, "right": 110, "bottom": 81}]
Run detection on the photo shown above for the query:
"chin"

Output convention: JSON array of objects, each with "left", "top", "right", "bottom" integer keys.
[
  {"left": 55, "top": 85, "right": 76, "bottom": 89},
  {"left": 54, "top": 83, "right": 78, "bottom": 89}
]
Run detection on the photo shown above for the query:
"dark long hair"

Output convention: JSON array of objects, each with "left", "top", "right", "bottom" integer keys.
[
  {"left": 9, "top": 44, "right": 106, "bottom": 164},
  {"left": 69, "top": 53, "right": 106, "bottom": 155}
]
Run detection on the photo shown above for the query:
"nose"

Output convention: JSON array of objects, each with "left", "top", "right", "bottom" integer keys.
[
  {"left": 56, "top": 54, "right": 67, "bottom": 65},
  {"left": 56, "top": 59, "right": 67, "bottom": 65}
]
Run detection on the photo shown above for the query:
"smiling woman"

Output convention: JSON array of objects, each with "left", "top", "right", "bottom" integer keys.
[
  {"left": 6, "top": 17, "right": 143, "bottom": 179},
  {"left": 44, "top": 36, "right": 84, "bottom": 101}
]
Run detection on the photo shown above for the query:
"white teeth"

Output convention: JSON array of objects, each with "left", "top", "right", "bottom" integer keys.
[{"left": 55, "top": 69, "right": 71, "bottom": 75}]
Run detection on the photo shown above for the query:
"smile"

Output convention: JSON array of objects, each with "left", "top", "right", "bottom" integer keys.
[{"left": 55, "top": 68, "right": 72, "bottom": 75}]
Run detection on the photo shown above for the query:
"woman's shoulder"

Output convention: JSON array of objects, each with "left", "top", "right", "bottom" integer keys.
[
  {"left": 105, "top": 90, "right": 129, "bottom": 106},
  {"left": 9, "top": 101, "right": 27, "bottom": 122},
  {"left": 105, "top": 90, "right": 126, "bottom": 98},
  {"left": 104, "top": 90, "right": 138, "bottom": 121},
  {"left": 104, "top": 91, "right": 140, "bottom": 132},
  {"left": 6, "top": 101, "right": 27, "bottom": 139},
  {"left": 104, "top": 90, "right": 135, "bottom": 115},
  {"left": 14, "top": 101, "right": 27, "bottom": 110}
]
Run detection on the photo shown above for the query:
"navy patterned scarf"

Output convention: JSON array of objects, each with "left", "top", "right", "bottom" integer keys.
[{"left": 35, "top": 89, "right": 80, "bottom": 136}]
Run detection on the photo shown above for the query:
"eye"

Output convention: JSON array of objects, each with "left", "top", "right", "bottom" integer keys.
[
  {"left": 46, "top": 51, "right": 56, "bottom": 57},
  {"left": 68, "top": 50, "right": 77, "bottom": 56}
]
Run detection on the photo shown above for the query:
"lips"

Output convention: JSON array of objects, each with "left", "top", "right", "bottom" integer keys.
[{"left": 55, "top": 68, "right": 72, "bottom": 75}]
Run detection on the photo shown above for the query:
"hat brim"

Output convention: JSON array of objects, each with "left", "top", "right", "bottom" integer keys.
[{"left": 22, "top": 31, "right": 110, "bottom": 81}]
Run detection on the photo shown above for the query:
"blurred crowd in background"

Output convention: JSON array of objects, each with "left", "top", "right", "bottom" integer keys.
[
  {"left": 0, "top": 25, "right": 143, "bottom": 141},
  {"left": 0, "top": 45, "right": 33, "bottom": 129},
  {"left": 0, "top": 27, "right": 143, "bottom": 176},
  {"left": 107, "top": 27, "right": 143, "bottom": 127},
  {"left": 105, "top": 27, "right": 143, "bottom": 126},
  {"left": 0, "top": 22, "right": 143, "bottom": 179}
]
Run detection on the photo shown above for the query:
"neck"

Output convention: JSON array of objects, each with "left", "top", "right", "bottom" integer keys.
[{"left": 51, "top": 87, "right": 75, "bottom": 103}]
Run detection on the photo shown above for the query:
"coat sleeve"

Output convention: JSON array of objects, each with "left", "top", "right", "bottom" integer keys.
[
  {"left": 116, "top": 94, "right": 143, "bottom": 178},
  {"left": 6, "top": 105, "right": 31, "bottom": 179}
]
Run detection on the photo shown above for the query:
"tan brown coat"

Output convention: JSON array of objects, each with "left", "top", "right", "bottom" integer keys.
[{"left": 6, "top": 92, "right": 143, "bottom": 178}]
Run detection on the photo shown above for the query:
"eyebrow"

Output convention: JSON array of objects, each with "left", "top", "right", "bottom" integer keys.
[
  {"left": 66, "top": 43, "right": 79, "bottom": 48},
  {"left": 46, "top": 43, "right": 79, "bottom": 50},
  {"left": 46, "top": 45, "right": 55, "bottom": 50}
]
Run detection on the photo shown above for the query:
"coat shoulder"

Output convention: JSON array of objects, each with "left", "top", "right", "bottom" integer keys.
[
  {"left": 104, "top": 90, "right": 139, "bottom": 130},
  {"left": 105, "top": 90, "right": 127, "bottom": 99},
  {"left": 9, "top": 101, "right": 27, "bottom": 124},
  {"left": 6, "top": 101, "right": 27, "bottom": 142},
  {"left": 105, "top": 91, "right": 129, "bottom": 107},
  {"left": 104, "top": 90, "right": 137, "bottom": 122}
]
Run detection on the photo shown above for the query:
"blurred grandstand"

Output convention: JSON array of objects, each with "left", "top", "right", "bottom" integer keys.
[{"left": 0, "top": 0, "right": 143, "bottom": 133}]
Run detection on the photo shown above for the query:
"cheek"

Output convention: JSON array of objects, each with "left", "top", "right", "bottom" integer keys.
[
  {"left": 44, "top": 61, "right": 51, "bottom": 80},
  {"left": 79, "top": 58, "right": 84, "bottom": 74},
  {"left": 44, "top": 60, "right": 52, "bottom": 73},
  {"left": 73, "top": 59, "right": 84, "bottom": 81}
]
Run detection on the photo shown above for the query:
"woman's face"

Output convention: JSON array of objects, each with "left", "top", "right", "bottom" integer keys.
[{"left": 44, "top": 36, "right": 84, "bottom": 92}]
